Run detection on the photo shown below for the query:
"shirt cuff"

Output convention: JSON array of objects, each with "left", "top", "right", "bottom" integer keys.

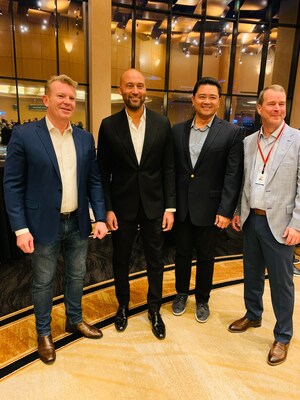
[
  {"left": 165, "top": 208, "right": 176, "bottom": 212},
  {"left": 15, "top": 228, "right": 29, "bottom": 236}
]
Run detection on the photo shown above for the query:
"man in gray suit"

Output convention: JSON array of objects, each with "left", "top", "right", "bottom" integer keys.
[{"left": 228, "top": 84, "right": 300, "bottom": 366}]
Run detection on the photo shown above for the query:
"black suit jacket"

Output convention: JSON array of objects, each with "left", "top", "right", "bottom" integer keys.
[
  {"left": 172, "top": 116, "right": 243, "bottom": 226},
  {"left": 97, "top": 108, "right": 176, "bottom": 220}
]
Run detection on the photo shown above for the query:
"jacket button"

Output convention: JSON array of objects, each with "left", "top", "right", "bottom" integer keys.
[{"left": 191, "top": 174, "right": 195, "bottom": 178}]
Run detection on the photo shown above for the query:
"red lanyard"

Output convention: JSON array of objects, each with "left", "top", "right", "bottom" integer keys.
[{"left": 257, "top": 122, "right": 285, "bottom": 174}]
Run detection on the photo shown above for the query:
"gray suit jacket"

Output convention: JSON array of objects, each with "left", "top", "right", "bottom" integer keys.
[{"left": 240, "top": 123, "right": 300, "bottom": 243}]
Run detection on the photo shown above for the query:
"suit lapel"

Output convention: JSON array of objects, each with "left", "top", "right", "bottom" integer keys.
[
  {"left": 140, "top": 108, "right": 158, "bottom": 165},
  {"left": 114, "top": 109, "right": 139, "bottom": 165},
  {"left": 183, "top": 119, "right": 193, "bottom": 170},
  {"left": 36, "top": 118, "right": 61, "bottom": 180},
  {"left": 245, "top": 132, "right": 258, "bottom": 185},
  {"left": 194, "top": 116, "right": 221, "bottom": 170},
  {"left": 72, "top": 127, "right": 82, "bottom": 188},
  {"left": 267, "top": 127, "right": 294, "bottom": 184}
]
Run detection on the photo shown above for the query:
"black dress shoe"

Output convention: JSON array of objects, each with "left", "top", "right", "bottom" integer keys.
[
  {"left": 114, "top": 306, "right": 128, "bottom": 332},
  {"left": 66, "top": 320, "right": 103, "bottom": 339},
  {"left": 38, "top": 334, "right": 56, "bottom": 364},
  {"left": 148, "top": 311, "right": 166, "bottom": 340}
]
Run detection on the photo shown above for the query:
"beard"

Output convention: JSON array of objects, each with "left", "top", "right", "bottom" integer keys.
[{"left": 123, "top": 95, "right": 145, "bottom": 111}]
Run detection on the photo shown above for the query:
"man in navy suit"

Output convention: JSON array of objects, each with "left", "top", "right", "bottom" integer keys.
[
  {"left": 172, "top": 77, "right": 243, "bottom": 322},
  {"left": 4, "top": 75, "right": 108, "bottom": 364},
  {"left": 98, "top": 69, "right": 176, "bottom": 340}
]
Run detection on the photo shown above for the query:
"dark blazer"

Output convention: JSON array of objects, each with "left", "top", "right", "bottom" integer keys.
[
  {"left": 4, "top": 117, "right": 106, "bottom": 244},
  {"left": 172, "top": 116, "right": 243, "bottom": 226},
  {"left": 97, "top": 107, "right": 176, "bottom": 220}
]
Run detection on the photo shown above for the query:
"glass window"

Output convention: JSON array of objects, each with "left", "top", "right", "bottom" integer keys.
[
  {"left": 0, "top": 78, "right": 19, "bottom": 128},
  {"left": 59, "top": 1, "right": 86, "bottom": 83},
  {"left": 14, "top": 3, "right": 56, "bottom": 80},
  {"left": 231, "top": 95, "right": 257, "bottom": 137},
  {"left": 169, "top": 16, "right": 199, "bottom": 91},
  {"left": 145, "top": 90, "right": 164, "bottom": 115},
  {"left": 202, "top": 21, "right": 233, "bottom": 94},
  {"left": 168, "top": 95, "right": 194, "bottom": 126},
  {"left": 111, "top": 6, "right": 132, "bottom": 86},
  {"left": 136, "top": 10, "right": 166, "bottom": 91},
  {"left": 268, "top": 27, "right": 296, "bottom": 92},
  {"left": 233, "top": 22, "right": 262, "bottom": 95},
  {"left": 16, "top": 80, "right": 46, "bottom": 124},
  {"left": 74, "top": 84, "right": 88, "bottom": 129},
  {"left": 0, "top": 0, "right": 14, "bottom": 77}
]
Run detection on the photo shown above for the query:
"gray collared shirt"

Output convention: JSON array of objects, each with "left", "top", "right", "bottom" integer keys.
[{"left": 189, "top": 116, "right": 214, "bottom": 168}]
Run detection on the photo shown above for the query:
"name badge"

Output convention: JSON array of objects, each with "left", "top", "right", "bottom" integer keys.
[{"left": 255, "top": 172, "right": 266, "bottom": 186}]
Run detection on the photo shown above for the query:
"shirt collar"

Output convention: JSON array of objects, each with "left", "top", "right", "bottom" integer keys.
[
  {"left": 191, "top": 114, "right": 215, "bottom": 131},
  {"left": 125, "top": 105, "right": 146, "bottom": 124},
  {"left": 45, "top": 115, "right": 72, "bottom": 134},
  {"left": 260, "top": 120, "right": 285, "bottom": 140}
]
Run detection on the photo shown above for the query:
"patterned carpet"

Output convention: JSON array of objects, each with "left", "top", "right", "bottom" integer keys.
[{"left": 1, "top": 278, "right": 299, "bottom": 399}]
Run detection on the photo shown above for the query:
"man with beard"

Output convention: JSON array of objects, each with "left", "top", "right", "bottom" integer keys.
[{"left": 97, "top": 69, "right": 176, "bottom": 339}]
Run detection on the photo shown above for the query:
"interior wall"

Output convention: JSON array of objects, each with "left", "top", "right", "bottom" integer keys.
[{"left": 89, "top": 0, "right": 111, "bottom": 140}]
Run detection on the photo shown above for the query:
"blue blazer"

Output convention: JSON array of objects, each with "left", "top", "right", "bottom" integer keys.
[{"left": 4, "top": 118, "right": 106, "bottom": 245}]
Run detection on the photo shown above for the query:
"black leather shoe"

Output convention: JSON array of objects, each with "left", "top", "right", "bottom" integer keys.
[
  {"left": 114, "top": 306, "right": 128, "bottom": 332},
  {"left": 38, "top": 334, "right": 56, "bottom": 364},
  {"left": 66, "top": 320, "right": 103, "bottom": 339},
  {"left": 148, "top": 311, "right": 166, "bottom": 340}
]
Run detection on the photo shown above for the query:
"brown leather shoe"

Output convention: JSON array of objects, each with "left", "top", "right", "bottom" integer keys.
[
  {"left": 228, "top": 316, "right": 262, "bottom": 333},
  {"left": 38, "top": 335, "right": 56, "bottom": 364},
  {"left": 267, "top": 341, "right": 289, "bottom": 366},
  {"left": 66, "top": 320, "right": 103, "bottom": 339}
]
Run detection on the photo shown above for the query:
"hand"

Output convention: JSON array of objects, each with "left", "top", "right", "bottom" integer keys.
[
  {"left": 17, "top": 232, "right": 34, "bottom": 253},
  {"left": 231, "top": 215, "right": 241, "bottom": 232},
  {"left": 162, "top": 211, "right": 174, "bottom": 232},
  {"left": 214, "top": 215, "right": 231, "bottom": 229},
  {"left": 93, "top": 221, "right": 108, "bottom": 240},
  {"left": 106, "top": 211, "right": 118, "bottom": 231},
  {"left": 282, "top": 227, "right": 300, "bottom": 246}
]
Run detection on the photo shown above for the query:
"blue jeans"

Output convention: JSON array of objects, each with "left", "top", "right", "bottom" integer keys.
[{"left": 32, "top": 215, "right": 88, "bottom": 337}]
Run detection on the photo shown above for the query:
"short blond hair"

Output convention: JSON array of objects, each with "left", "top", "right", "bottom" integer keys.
[
  {"left": 257, "top": 84, "right": 286, "bottom": 105},
  {"left": 45, "top": 74, "right": 78, "bottom": 94}
]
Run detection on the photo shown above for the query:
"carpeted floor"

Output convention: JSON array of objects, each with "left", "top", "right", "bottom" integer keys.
[
  {"left": 0, "top": 227, "right": 243, "bottom": 316},
  {"left": 1, "top": 279, "right": 299, "bottom": 399}
]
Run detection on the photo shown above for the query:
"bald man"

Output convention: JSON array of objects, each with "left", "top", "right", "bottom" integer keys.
[{"left": 97, "top": 69, "right": 176, "bottom": 340}]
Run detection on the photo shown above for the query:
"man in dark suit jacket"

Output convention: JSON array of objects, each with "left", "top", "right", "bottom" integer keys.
[
  {"left": 4, "top": 75, "right": 108, "bottom": 364},
  {"left": 172, "top": 77, "right": 243, "bottom": 323},
  {"left": 98, "top": 69, "right": 176, "bottom": 340}
]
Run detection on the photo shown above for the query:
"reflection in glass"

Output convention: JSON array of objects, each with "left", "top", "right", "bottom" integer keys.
[
  {"left": 233, "top": 22, "right": 262, "bottom": 95},
  {"left": 111, "top": 6, "right": 132, "bottom": 86},
  {"left": 231, "top": 95, "right": 257, "bottom": 137},
  {"left": 59, "top": 1, "right": 86, "bottom": 83},
  {"left": 14, "top": 3, "right": 56, "bottom": 80},
  {"left": 0, "top": 1, "right": 14, "bottom": 77},
  {"left": 0, "top": 79, "right": 19, "bottom": 127}
]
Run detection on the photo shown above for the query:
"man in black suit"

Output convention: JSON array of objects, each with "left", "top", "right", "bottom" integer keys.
[
  {"left": 172, "top": 77, "right": 243, "bottom": 322},
  {"left": 97, "top": 69, "right": 176, "bottom": 339}
]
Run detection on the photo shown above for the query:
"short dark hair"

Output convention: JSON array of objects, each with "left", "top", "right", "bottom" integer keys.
[{"left": 192, "top": 77, "right": 222, "bottom": 97}]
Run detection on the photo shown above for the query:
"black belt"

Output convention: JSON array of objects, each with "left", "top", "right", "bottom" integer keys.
[
  {"left": 60, "top": 210, "right": 77, "bottom": 220},
  {"left": 250, "top": 208, "right": 266, "bottom": 216}
]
